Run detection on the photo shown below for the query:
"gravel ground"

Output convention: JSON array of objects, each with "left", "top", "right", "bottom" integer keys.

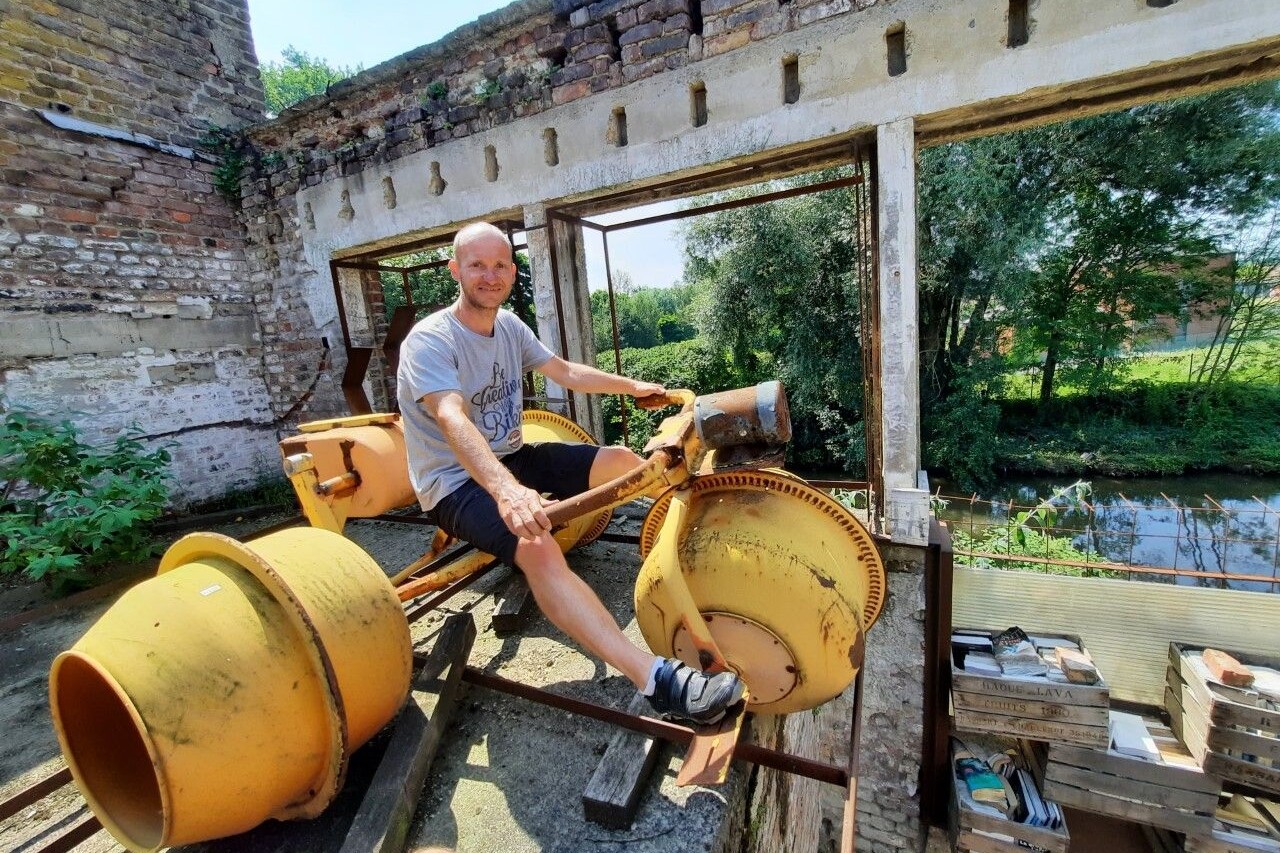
[{"left": 0, "top": 505, "right": 745, "bottom": 853}]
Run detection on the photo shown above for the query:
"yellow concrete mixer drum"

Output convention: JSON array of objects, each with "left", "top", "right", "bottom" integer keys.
[{"left": 636, "top": 470, "right": 886, "bottom": 716}]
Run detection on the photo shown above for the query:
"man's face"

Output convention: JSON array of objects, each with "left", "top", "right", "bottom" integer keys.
[{"left": 449, "top": 231, "right": 516, "bottom": 312}]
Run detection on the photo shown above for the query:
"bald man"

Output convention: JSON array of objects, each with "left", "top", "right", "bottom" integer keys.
[{"left": 396, "top": 222, "right": 744, "bottom": 726}]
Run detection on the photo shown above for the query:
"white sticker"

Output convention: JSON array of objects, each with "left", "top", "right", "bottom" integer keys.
[{"left": 199, "top": 584, "right": 222, "bottom": 596}]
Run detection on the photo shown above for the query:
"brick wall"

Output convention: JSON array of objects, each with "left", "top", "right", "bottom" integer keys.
[
  {"left": 0, "top": 0, "right": 276, "bottom": 504},
  {"left": 0, "top": 0, "right": 263, "bottom": 147}
]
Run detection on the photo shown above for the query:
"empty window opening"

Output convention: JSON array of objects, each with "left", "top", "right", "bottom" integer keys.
[
  {"left": 886, "top": 23, "right": 907, "bottom": 77},
  {"left": 1007, "top": 0, "right": 1029, "bottom": 48},
  {"left": 484, "top": 145, "right": 499, "bottom": 182},
  {"left": 689, "top": 1, "right": 704, "bottom": 37},
  {"left": 609, "top": 107, "right": 629, "bottom": 147},
  {"left": 782, "top": 55, "right": 800, "bottom": 104},
  {"left": 428, "top": 161, "right": 447, "bottom": 196},
  {"left": 690, "top": 82, "right": 708, "bottom": 127},
  {"left": 543, "top": 127, "right": 560, "bottom": 166},
  {"left": 606, "top": 15, "right": 623, "bottom": 62}
]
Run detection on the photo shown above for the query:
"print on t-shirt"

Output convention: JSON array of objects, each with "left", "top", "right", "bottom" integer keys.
[{"left": 471, "top": 362, "right": 522, "bottom": 449}]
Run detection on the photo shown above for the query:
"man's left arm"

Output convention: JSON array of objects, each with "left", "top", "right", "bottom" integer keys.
[{"left": 538, "top": 356, "right": 665, "bottom": 399}]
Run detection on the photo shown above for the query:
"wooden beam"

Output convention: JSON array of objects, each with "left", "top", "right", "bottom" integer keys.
[
  {"left": 340, "top": 614, "right": 476, "bottom": 853},
  {"left": 582, "top": 693, "right": 665, "bottom": 830},
  {"left": 491, "top": 573, "right": 535, "bottom": 636}
]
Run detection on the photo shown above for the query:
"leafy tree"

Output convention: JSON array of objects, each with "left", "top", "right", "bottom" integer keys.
[
  {"left": 259, "top": 46, "right": 362, "bottom": 116},
  {"left": 683, "top": 171, "right": 868, "bottom": 473},
  {"left": 379, "top": 249, "right": 536, "bottom": 329},
  {"left": 590, "top": 280, "right": 702, "bottom": 353},
  {"left": 1193, "top": 210, "right": 1280, "bottom": 386}
]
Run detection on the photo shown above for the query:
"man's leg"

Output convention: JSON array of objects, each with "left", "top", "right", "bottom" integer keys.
[{"left": 513, "top": 534, "right": 655, "bottom": 688}]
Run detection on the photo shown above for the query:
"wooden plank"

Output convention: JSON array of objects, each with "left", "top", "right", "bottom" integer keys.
[
  {"left": 1041, "top": 782, "right": 1211, "bottom": 835},
  {"left": 1187, "top": 828, "right": 1280, "bottom": 853},
  {"left": 1172, "top": 643, "right": 1280, "bottom": 732},
  {"left": 952, "top": 690, "right": 1110, "bottom": 726},
  {"left": 1208, "top": 725, "right": 1280, "bottom": 764},
  {"left": 951, "top": 670, "right": 1110, "bottom": 707},
  {"left": 949, "top": 742, "right": 1069, "bottom": 853},
  {"left": 676, "top": 698, "right": 748, "bottom": 787},
  {"left": 340, "top": 614, "right": 477, "bottom": 853},
  {"left": 1049, "top": 741, "right": 1220, "bottom": 794},
  {"left": 490, "top": 573, "right": 534, "bottom": 635},
  {"left": 1167, "top": 683, "right": 1213, "bottom": 764},
  {"left": 1044, "top": 761, "right": 1214, "bottom": 812},
  {"left": 954, "top": 707, "right": 1109, "bottom": 749},
  {"left": 1203, "top": 753, "right": 1280, "bottom": 796},
  {"left": 582, "top": 693, "right": 665, "bottom": 830}
]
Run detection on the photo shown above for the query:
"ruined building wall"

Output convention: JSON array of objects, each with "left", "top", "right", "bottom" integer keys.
[{"left": 0, "top": 0, "right": 279, "bottom": 503}]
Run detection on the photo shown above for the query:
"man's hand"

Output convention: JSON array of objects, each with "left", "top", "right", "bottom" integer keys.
[
  {"left": 494, "top": 479, "right": 556, "bottom": 540},
  {"left": 631, "top": 380, "right": 666, "bottom": 399}
]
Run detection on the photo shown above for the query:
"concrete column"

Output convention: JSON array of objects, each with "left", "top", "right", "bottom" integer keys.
[
  {"left": 877, "top": 118, "right": 929, "bottom": 545},
  {"left": 523, "top": 203, "right": 603, "bottom": 441}
]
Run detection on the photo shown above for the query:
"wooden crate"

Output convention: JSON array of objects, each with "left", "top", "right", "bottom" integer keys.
[
  {"left": 1041, "top": 714, "right": 1219, "bottom": 836},
  {"left": 952, "top": 630, "right": 1110, "bottom": 749},
  {"left": 949, "top": 741, "right": 1070, "bottom": 853},
  {"left": 1184, "top": 794, "right": 1280, "bottom": 853},
  {"left": 1166, "top": 643, "right": 1280, "bottom": 796}
]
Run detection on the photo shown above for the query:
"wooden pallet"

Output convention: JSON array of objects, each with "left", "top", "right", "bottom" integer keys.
[
  {"left": 1042, "top": 715, "right": 1219, "bottom": 836},
  {"left": 1166, "top": 643, "right": 1280, "bottom": 797},
  {"left": 953, "top": 631, "right": 1110, "bottom": 750},
  {"left": 1184, "top": 794, "right": 1280, "bottom": 853}
]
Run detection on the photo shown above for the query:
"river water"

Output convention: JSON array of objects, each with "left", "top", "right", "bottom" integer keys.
[{"left": 931, "top": 472, "right": 1280, "bottom": 593}]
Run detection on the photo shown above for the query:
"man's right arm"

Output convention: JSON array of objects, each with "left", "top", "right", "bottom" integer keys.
[{"left": 420, "top": 390, "right": 552, "bottom": 540}]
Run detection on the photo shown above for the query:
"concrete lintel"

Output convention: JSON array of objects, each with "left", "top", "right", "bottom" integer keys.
[{"left": 0, "top": 312, "right": 259, "bottom": 360}]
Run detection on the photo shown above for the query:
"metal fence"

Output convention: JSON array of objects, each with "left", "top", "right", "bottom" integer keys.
[{"left": 938, "top": 492, "right": 1280, "bottom": 592}]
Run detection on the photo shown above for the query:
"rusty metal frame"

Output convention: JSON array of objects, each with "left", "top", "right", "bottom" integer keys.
[
  {"left": 326, "top": 230, "right": 530, "bottom": 416},
  {"left": 921, "top": 518, "right": 955, "bottom": 828}
]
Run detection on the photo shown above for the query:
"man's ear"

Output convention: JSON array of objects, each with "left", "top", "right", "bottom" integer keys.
[{"left": 448, "top": 258, "right": 461, "bottom": 282}]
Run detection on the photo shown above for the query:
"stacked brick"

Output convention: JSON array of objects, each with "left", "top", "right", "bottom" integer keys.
[{"left": 245, "top": 0, "right": 878, "bottom": 188}]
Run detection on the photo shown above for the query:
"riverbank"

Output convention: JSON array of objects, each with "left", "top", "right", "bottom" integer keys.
[{"left": 988, "top": 382, "right": 1280, "bottom": 480}]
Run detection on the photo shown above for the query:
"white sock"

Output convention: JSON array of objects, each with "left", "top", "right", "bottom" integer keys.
[{"left": 640, "top": 656, "right": 664, "bottom": 696}]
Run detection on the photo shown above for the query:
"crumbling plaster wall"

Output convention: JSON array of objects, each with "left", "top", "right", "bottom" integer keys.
[{"left": 0, "top": 0, "right": 275, "bottom": 504}]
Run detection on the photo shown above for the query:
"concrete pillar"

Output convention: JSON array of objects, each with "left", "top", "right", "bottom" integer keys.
[
  {"left": 876, "top": 118, "right": 929, "bottom": 545},
  {"left": 523, "top": 203, "right": 603, "bottom": 441}
]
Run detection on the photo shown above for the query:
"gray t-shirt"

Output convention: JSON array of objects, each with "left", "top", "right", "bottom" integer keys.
[{"left": 397, "top": 306, "right": 554, "bottom": 510}]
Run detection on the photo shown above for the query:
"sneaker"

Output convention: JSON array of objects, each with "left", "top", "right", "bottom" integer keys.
[{"left": 647, "top": 658, "right": 746, "bottom": 725}]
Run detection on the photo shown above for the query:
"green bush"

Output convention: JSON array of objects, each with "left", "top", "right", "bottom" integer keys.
[{"left": 0, "top": 411, "right": 172, "bottom": 593}]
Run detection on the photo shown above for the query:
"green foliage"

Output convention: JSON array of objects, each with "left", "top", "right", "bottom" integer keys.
[
  {"left": 197, "top": 125, "right": 247, "bottom": 203},
  {"left": 590, "top": 281, "right": 701, "bottom": 353},
  {"left": 947, "top": 482, "right": 1113, "bottom": 576},
  {"left": 259, "top": 46, "right": 362, "bottom": 115},
  {"left": 597, "top": 339, "right": 748, "bottom": 451},
  {"left": 473, "top": 78, "right": 502, "bottom": 105},
  {"left": 425, "top": 80, "right": 448, "bottom": 101},
  {"left": 683, "top": 170, "right": 868, "bottom": 473},
  {"left": 0, "top": 411, "right": 172, "bottom": 593},
  {"left": 378, "top": 250, "right": 537, "bottom": 330}
]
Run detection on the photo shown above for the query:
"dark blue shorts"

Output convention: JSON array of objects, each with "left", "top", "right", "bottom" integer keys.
[{"left": 426, "top": 442, "right": 601, "bottom": 567}]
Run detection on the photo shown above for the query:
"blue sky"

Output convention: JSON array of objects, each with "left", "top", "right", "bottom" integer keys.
[{"left": 245, "top": 0, "right": 686, "bottom": 289}]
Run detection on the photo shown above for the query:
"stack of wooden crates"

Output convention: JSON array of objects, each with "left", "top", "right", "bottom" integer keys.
[
  {"left": 1167, "top": 643, "right": 1280, "bottom": 852},
  {"left": 950, "top": 629, "right": 1234, "bottom": 851}
]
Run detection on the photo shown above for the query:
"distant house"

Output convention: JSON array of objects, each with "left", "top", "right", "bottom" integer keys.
[{"left": 1133, "top": 253, "right": 1236, "bottom": 352}]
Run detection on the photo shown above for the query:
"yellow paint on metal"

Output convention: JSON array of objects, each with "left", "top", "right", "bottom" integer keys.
[
  {"left": 636, "top": 470, "right": 885, "bottom": 715},
  {"left": 520, "top": 409, "right": 612, "bottom": 548},
  {"left": 48, "top": 528, "right": 412, "bottom": 852}
]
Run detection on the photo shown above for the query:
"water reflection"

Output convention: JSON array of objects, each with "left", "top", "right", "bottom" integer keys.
[{"left": 933, "top": 473, "right": 1280, "bottom": 592}]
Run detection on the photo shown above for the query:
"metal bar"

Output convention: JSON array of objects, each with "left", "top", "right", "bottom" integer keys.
[
  {"left": 920, "top": 519, "right": 954, "bottom": 828},
  {"left": 0, "top": 767, "right": 72, "bottom": 822},
  {"left": 36, "top": 814, "right": 102, "bottom": 853},
  {"left": 591, "top": 174, "right": 865, "bottom": 234},
  {"left": 404, "top": 561, "right": 499, "bottom": 623},
  {"left": 400, "top": 270, "right": 412, "bottom": 309},
  {"left": 600, "top": 229, "right": 629, "bottom": 446},
  {"left": 955, "top": 549, "right": 1279, "bottom": 586},
  {"left": 841, "top": 667, "right": 867, "bottom": 853},
  {"left": 458, "top": 667, "right": 849, "bottom": 786},
  {"left": 330, "top": 259, "right": 353, "bottom": 352}
]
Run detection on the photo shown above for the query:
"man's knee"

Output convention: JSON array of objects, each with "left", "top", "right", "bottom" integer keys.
[
  {"left": 513, "top": 534, "right": 570, "bottom": 580},
  {"left": 589, "top": 445, "right": 644, "bottom": 486}
]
